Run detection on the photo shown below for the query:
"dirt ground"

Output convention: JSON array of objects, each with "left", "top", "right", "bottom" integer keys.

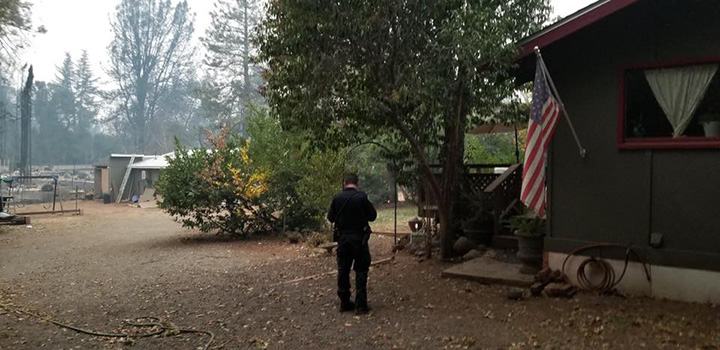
[{"left": 1, "top": 202, "right": 719, "bottom": 350}]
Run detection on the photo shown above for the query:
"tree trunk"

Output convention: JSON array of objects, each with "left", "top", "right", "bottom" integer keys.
[
  {"left": 387, "top": 108, "right": 447, "bottom": 257},
  {"left": 386, "top": 75, "right": 468, "bottom": 259},
  {"left": 135, "top": 116, "right": 146, "bottom": 153},
  {"left": 135, "top": 76, "right": 149, "bottom": 153},
  {"left": 439, "top": 72, "right": 469, "bottom": 258},
  {"left": 242, "top": 0, "right": 251, "bottom": 101},
  {"left": 20, "top": 66, "right": 34, "bottom": 181}
]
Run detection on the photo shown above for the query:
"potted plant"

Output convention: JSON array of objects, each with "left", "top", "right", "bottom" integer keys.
[
  {"left": 461, "top": 209, "right": 493, "bottom": 246},
  {"left": 698, "top": 112, "right": 720, "bottom": 137},
  {"left": 509, "top": 215, "right": 546, "bottom": 274},
  {"left": 459, "top": 184, "right": 493, "bottom": 246}
]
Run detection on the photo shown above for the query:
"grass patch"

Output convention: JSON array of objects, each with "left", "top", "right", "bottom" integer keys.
[{"left": 372, "top": 203, "right": 417, "bottom": 233}]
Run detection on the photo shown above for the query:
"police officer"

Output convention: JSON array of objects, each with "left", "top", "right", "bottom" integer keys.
[{"left": 327, "top": 173, "right": 377, "bottom": 314}]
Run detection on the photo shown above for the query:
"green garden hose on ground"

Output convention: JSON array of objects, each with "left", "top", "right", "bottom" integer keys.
[{"left": 0, "top": 302, "right": 215, "bottom": 350}]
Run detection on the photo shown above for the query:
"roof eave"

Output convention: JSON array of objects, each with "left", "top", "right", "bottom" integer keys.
[{"left": 517, "top": 0, "right": 641, "bottom": 60}]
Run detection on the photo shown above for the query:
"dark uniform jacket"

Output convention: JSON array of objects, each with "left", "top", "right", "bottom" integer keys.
[{"left": 327, "top": 188, "right": 377, "bottom": 235}]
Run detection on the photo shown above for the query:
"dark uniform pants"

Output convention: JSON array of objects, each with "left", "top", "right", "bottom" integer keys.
[{"left": 337, "top": 234, "right": 371, "bottom": 306}]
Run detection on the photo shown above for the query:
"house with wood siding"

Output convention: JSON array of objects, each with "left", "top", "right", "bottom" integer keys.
[{"left": 514, "top": 0, "right": 720, "bottom": 303}]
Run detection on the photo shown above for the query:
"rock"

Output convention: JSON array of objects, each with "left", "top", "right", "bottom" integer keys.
[
  {"left": 534, "top": 268, "right": 552, "bottom": 283},
  {"left": 486, "top": 249, "right": 501, "bottom": 259},
  {"left": 415, "top": 249, "right": 426, "bottom": 257},
  {"left": 286, "top": 231, "right": 302, "bottom": 244},
  {"left": 406, "top": 243, "right": 418, "bottom": 255},
  {"left": 431, "top": 238, "right": 442, "bottom": 248},
  {"left": 507, "top": 287, "right": 525, "bottom": 300},
  {"left": 550, "top": 269, "right": 564, "bottom": 282},
  {"left": 532, "top": 268, "right": 562, "bottom": 296},
  {"left": 462, "top": 249, "right": 484, "bottom": 261},
  {"left": 530, "top": 282, "right": 545, "bottom": 296},
  {"left": 534, "top": 268, "right": 565, "bottom": 289},
  {"left": 397, "top": 235, "right": 410, "bottom": 247},
  {"left": 544, "top": 283, "right": 576, "bottom": 298},
  {"left": 453, "top": 236, "right": 476, "bottom": 255}
]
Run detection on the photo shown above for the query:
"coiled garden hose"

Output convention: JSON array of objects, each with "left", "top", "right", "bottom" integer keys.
[{"left": 561, "top": 243, "right": 652, "bottom": 293}]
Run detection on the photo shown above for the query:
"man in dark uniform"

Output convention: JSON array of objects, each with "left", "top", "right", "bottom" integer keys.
[{"left": 327, "top": 173, "right": 377, "bottom": 314}]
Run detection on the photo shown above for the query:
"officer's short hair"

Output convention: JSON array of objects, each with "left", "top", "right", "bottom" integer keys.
[{"left": 344, "top": 173, "right": 359, "bottom": 185}]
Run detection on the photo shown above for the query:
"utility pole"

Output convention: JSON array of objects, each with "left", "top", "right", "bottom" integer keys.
[{"left": 19, "top": 65, "right": 33, "bottom": 181}]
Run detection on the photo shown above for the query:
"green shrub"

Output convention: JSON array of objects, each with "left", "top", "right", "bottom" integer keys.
[
  {"left": 156, "top": 131, "right": 276, "bottom": 236},
  {"left": 157, "top": 106, "right": 388, "bottom": 236}
]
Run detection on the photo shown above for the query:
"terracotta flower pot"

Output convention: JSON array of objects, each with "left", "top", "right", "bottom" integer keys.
[
  {"left": 408, "top": 217, "right": 423, "bottom": 233},
  {"left": 516, "top": 233, "right": 544, "bottom": 275}
]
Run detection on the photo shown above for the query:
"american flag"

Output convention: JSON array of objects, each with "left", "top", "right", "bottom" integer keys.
[{"left": 521, "top": 58, "right": 561, "bottom": 216}]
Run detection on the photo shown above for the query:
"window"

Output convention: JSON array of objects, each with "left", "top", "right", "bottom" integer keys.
[{"left": 620, "top": 59, "right": 720, "bottom": 149}]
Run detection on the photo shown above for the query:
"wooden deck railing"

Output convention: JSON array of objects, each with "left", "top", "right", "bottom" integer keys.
[
  {"left": 416, "top": 163, "right": 523, "bottom": 245},
  {"left": 483, "top": 164, "right": 523, "bottom": 236},
  {"left": 418, "top": 164, "right": 513, "bottom": 218}
]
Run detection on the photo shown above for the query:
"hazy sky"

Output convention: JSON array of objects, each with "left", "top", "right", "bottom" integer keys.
[{"left": 21, "top": 0, "right": 595, "bottom": 83}]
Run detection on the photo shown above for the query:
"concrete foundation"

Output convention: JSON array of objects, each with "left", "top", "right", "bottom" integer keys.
[{"left": 548, "top": 252, "right": 720, "bottom": 304}]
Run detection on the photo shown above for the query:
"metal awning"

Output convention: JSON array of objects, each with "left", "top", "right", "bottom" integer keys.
[
  {"left": 128, "top": 152, "right": 174, "bottom": 170},
  {"left": 469, "top": 123, "right": 526, "bottom": 135},
  {"left": 468, "top": 123, "right": 526, "bottom": 163}
]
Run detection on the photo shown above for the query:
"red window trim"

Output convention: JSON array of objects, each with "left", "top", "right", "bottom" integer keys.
[{"left": 618, "top": 56, "right": 720, "bottom": 150}]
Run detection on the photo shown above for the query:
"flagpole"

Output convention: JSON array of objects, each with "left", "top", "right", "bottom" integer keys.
[{"left": 534, "top": 46, "right": 587, "bottom": 158}]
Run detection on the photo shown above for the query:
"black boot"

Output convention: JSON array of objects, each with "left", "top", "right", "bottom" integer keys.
[
  {"left": 355, "top": 303, "right": 370, "bottom": 315},
  {"left": 354, "top": 269, "right": 370, "bottom": 315},
  {"left": 340, "top": 299, "right": 356, "bottom": 313}
]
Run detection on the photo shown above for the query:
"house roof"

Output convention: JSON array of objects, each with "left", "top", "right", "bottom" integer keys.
[
  {"left": 110, "top": 154, "right": 145, "bottom": 158},
  {"left": 518, "top": 0, "right": 641, "bottom": 59},
  {"left": 129, "top": 152, "right": 174, "bottom": 170}
]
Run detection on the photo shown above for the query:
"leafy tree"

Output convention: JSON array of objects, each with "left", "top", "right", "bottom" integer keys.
[
  {"left": 194, "top": 76, "right": 231, "bottom": 130},
  {"left": 107, "top": 0, "right": 196, "bottom": 152},
  {"left": 31, "top": 52, "right": 101, "bottom": 165},
  {"left": 200, "top": 0, "right": 263, "bottom": 128},
  {"left": 0, "top": 0, "right": 30, "bottom": 68},
  {"left": 465, "top": 133, "right": 522, "bottom": 165},
  {"left": 148, "top": 73, "right": 206, "bottom": 153},
  {"left": 74, "top": 51, "right": 100, "bottom": 163},
  {"left": 0, "top": 0, "right": 31, "bottom": 160},
  {"left": 53, "top": 53, "right": 77, "bottom": 130},
  {"left": 258, "top": 0, "right": 550, "bottom": 257},
  {"left": 346, "top": 145, "right": 396, "bottom": 205},
  {"left": 245, "top": 107, "right": 345, "bottom": 231},
  {"left": 0, "top": 83, "right": 16, "bottom": 166},
  {"left": 33, "top": 81, "right": 63, "bottom": 164},
  {"left": 75, "top": 51, "right": 99, "bottom": 129}
]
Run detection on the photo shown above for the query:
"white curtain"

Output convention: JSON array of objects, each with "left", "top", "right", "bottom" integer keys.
[{"left": 645, "top": 64, "right": 718, "bottom": 137}]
